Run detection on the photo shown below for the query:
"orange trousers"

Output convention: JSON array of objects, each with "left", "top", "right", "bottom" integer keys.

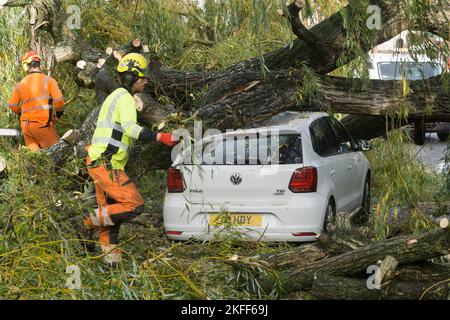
[
  {"left": 84, "top": 159, "right": 144, "bottom": 263},
  {"left": 21, "top": 121, "right": 59, "bottom": 151}
]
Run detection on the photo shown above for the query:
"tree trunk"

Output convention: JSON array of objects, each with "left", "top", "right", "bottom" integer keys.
[
  {"left": 311, "top": 263, "right": 450, "bottom": 300},
  {"left": 256, "top": 227, "right": 450, "bottom": 293}
]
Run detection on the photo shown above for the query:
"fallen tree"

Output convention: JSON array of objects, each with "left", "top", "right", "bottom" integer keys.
[{"left": 2, "top": 0, "right": 449, "bottom": 166}]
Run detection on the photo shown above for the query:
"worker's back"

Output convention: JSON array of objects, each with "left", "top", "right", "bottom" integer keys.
[{"left": 8, "top": 72, "right": 64, "bottom": 125}]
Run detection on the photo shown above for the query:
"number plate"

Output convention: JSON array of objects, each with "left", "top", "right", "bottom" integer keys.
[{"left": 209, "top": 214, "right": 262, "bottom": 227}]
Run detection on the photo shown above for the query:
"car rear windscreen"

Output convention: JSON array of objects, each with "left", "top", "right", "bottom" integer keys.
[{"left": 201, "top": 133, "right": 302, "bottom": 165}]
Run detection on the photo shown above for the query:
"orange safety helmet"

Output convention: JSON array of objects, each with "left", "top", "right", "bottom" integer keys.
[{"left": 20, "top": 51, "right": 42, "bottom": 72}]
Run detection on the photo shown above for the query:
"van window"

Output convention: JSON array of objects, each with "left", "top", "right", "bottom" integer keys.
[
  {"left": 378, "top": 62, "right": 441, "bottom": 80},
  {"left": 310, "top": 118, "right": 339, "bottom": 157},
  {"left": 202, "top": 133, "right": 302, "bottom": 165}
]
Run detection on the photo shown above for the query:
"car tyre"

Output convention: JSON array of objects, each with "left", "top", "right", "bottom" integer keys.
[
  {"left": 351, "top": 174, "right": 371, "bottom": 226},
  {"left": 323, "top": 199, "right": 336, "bottom": 233}
]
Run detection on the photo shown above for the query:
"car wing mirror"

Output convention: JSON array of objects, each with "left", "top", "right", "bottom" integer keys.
[{"left": 357, "top": 139, "right": 372, "bottom": 152}]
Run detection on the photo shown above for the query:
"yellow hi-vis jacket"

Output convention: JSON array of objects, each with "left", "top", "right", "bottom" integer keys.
[{"left": 88, "top": 88, "right": 144, "bottom": 170}]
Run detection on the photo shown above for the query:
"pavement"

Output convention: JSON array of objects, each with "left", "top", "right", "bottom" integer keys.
[{"left": 409, "top": 133, "right": 449, "bottom": 173}]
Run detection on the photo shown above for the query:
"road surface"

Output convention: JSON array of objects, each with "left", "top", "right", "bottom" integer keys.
[{"left": 410, "top": 133, "right": 448, "bottom": 173}]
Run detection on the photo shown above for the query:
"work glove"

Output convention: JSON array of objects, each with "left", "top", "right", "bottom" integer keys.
[{"left": 159, "top": 132, "right": 179, "bottom": 147}]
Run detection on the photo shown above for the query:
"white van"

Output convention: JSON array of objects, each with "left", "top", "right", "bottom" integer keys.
[{"left": 367, "top": 51, "right": 449, "bottom": 142}]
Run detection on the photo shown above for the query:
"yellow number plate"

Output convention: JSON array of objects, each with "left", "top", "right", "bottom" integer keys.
[{"left": 209, "top": 214, "right": 262, "bottom": 227}]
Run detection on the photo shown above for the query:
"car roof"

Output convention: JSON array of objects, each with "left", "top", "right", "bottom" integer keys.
[
  {"left": 259, "top": 111, "right": 328, "bottom": 131},
  {"left": 214, "top": 112, "right": 327, "bottom": 137}
]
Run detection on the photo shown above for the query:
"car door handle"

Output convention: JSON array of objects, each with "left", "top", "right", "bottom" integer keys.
[
  {"left": 330, "top": 169, "right": 336, "bottom": 177},
  {"left": 347, "top": 164, "right": 352, "bottom": 170}
]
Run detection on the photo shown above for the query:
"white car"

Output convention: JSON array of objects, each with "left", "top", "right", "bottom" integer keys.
[{"left": 163, "top": 112, "right": 372, "bottom": 242}]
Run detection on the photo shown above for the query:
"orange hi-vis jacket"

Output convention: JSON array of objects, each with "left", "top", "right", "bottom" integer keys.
[{"left": 8, "top": 72, "right": 64, "bottom": 126}]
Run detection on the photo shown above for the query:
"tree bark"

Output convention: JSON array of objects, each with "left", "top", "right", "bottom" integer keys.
[
  {"left": 311, "top": 263, "right": 450, "bottom": 300},
  {"left": 255, "top": 227, "right": 450, "bottom": 293}
]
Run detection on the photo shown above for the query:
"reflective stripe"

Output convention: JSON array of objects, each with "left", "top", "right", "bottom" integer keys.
[
  {"left": 44, "top": 76, "right": 50, "bottom": 91},
  {"left": 22, "top": 95, "right": 52, "bottom": 104},
  {"left": 122, "top": 121, "right": 136, "bottom": 130},
  {"left": 53, "top": 97, "right": 64, "bottom": 103},
  {"left": 105, "top": 90, "right": 128, "bottom": 123},
  {"left": 21, "top": 105, "right": 51, "bottom": 113},
  {"left": 97, "top": 121, "right": 123, "bottom": 132},
  {"left": 130, "top": 125, "right": 143, "bottom": 139},
  {"left": 100, "top": 207, "right": 114, "bottom": 226},
  {"left": 122, "top": 121, "right": 143, "bottom": 139},
  {"left": 22, "top": 105, "right": 51, "bottom": 113},
  {"left": 89, "top": 213, "right": 101, "bottom": 227},
  {"left": 91, "top": 137, "right": 129, "bottom": 151},
  {"left": 8, "top": 103, "right": 19, "bottom": 108}
]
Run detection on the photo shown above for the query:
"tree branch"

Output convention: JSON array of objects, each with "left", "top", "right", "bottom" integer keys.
[{"left": 281, "top": 0, "right": 320, "bottom": 47}]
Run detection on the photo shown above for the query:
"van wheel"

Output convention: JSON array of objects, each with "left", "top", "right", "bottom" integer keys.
[{"left": 323, "top": 199, "right": 336, "bottom": 233}]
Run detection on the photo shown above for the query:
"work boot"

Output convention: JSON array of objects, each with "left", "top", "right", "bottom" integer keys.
[{"left": 67, "top": 216, "right": 96, "bottom": 253}]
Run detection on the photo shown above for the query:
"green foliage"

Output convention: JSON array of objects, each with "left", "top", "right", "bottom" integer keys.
[
  {"left": 366, "top": 129, "right": 442, "bottom": 240},
  {"left": 0, "top": 0, "right": 449, "bottom": 300},
  {"left": 292, "top": 64, "right": 320, "bottom": 104}
]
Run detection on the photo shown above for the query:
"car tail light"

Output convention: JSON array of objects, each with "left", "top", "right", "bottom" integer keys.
[
  {"left": 292, "top": 232, "right": 317, "bottom": 237},
  {"left": 166, "top": 231, "right": 183, "bottom": 236},
  {"left": 167, "top": 167, "right": 184, "bottom": 193},
  {"left": 289, "top": 167, "right": 317, "bottom": 193}
]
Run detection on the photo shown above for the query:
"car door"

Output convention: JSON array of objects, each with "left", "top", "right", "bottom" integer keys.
[
  {"left": 327, "top": 117, "right": 365, "bottom": 211},
  {"left": 309, "top": 117, "right": 351, "bottom": 213}
]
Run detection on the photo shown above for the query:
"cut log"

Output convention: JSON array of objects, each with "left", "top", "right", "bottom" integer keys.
[
  {"left": 378, "top": 255, "right": 398, "bottom": 283},
  {"left": 60, "top": 129, "right": 80, "bottom": 146},
  {"left": 440, "top": 218, "right": 449, "bottom": 229}
]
